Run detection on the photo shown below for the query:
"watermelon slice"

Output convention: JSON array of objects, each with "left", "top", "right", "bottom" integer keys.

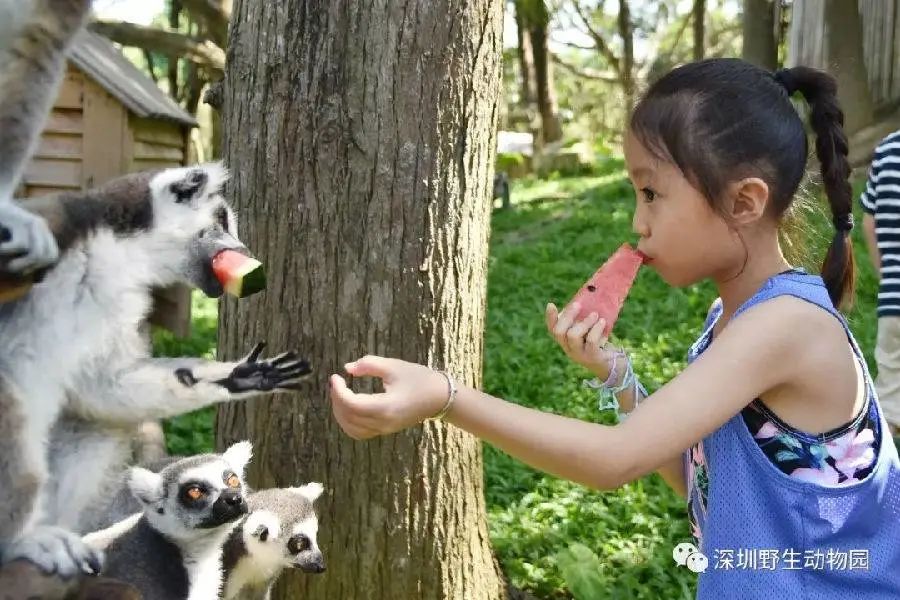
[
  {"left": 211, "top": 249, "right": 266, "bottom": 298},
  {"left": 569, "top": 243, "right": 644, "bottom": 336}
]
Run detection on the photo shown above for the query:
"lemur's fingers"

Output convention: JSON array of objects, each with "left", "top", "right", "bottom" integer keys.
[
  {"left": 245, "top": 342, "right": 266, "bottom": 363},
  {"left": 4, "top": 526, "right": 104, "bottom": 579},
  {"left": 270, "top": 351, "right": 299, "bottom": 367},
  {"left": 277, "top": 363, "right": 312, "bottom": 380},
  {"left": 0, "top": 206, "right": 59, "bottom": 273}
]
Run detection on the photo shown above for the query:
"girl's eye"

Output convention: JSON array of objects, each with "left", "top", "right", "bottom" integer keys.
[{"left": 641, "top": 187, "right": 657, "bottom": 203}]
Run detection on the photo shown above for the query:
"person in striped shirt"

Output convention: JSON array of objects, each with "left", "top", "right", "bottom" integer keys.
[{"left": 860, "top": 129, "right": 900, "bottom": 435}]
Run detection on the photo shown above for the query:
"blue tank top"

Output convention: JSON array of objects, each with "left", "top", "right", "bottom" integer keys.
[{"left": 684, "top": 270, "right": 900, "bottom": 598}]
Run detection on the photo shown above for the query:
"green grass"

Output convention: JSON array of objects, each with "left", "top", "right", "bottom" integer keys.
[{"left": 154, "top": 167, "right": 881, "bottom": 599}]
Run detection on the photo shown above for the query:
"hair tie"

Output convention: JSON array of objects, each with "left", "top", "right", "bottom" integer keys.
[
  {"left": 833, "top": 213, "right": 854, "bottom": 232},
  {"left": 773, "top": 68, "right": 800, "bottom": 96}
]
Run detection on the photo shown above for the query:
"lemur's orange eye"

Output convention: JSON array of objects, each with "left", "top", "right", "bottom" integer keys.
[
  {"left": 186, "top": 486, "right": 204, "bottom": 500},
  {"left": 226, "top": 474, "right": 240, "bottom": 488}
]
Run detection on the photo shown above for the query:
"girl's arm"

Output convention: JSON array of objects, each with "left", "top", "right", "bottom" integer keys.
[{"left": 329, "top": 296, "right": 806, "bottom": 491}]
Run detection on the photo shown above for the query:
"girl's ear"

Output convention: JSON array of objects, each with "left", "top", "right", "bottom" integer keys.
[{"left": 727, "top": 177, "right": 770, "bottom": 226}]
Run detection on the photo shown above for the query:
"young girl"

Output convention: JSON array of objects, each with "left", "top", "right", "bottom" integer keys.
[{"left": 328, "top": 58, "right": 900, "bottom": 597}]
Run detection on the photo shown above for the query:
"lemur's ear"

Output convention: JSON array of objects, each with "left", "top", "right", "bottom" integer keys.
[
  {"left": 291, "top": 482, "right": 324, "bottom": 503},
  {"left": 223, "top": 440, "right": 253, "bottom": 475},
  {"left": 128, "top": 467, "right": 164, "bottom": 505}
]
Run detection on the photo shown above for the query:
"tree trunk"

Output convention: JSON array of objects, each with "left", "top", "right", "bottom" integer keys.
[
  {"left": 741, "top": 0, "right": 777, "bottom": 70},
  {"left": 514, "top": 4, "right": 536, "bottom": 109},
  {"left": 692, "top": 0, "right": 705, "bottom": 61},
  {"left": 168, "top": 0, "right": 181, "bottom": 96},
  {"left": 617, "top": 0, "right": 634, "bottom": 110},
  {"left": 529, "top": 22, "right": 563, "bottom": 143},
  {"left": 216, "top": 1, "right": 508, "bottom": 599},
  {"left": 825, "top": 0, "right": 875, "bottom": 134}
]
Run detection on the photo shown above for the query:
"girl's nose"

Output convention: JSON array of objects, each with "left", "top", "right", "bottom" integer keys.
[{"left": 632, "top": 203, "right": 649, "bottom": 238}]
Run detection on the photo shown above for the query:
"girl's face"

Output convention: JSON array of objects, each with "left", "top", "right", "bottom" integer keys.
[{"left": 624, "top": 130, "right": 747, "bottom": 287}]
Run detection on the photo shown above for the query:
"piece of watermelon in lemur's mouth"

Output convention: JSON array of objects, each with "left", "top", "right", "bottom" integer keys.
[{"left": 211, "top": 249, "right": 267, "bottom": 298}]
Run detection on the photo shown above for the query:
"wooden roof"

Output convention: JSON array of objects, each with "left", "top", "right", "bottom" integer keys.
[{"left": 69, "top": 31, "right": 198, "bottom": 128}]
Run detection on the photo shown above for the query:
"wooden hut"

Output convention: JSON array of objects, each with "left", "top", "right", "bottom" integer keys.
[{"left": 17, "top": 31, "right": 198, "bottom": 336}]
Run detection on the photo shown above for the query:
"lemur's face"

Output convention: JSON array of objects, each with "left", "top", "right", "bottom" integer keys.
[
  {"left": 128, "top": 441, "right": 253, "bottom": 539},
  {"left": 148, "top": 163, "right": 250, "bottom": 298},
  {"left": 243, "top": 483, "right": 326, "bottom": 574}
]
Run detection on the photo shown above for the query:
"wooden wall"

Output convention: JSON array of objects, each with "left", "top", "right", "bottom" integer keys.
[
  {"left": 789, "top": 0, "right": 900, "bottom": 110},
  {"left": 19, "top": 64, "right": 192, "bottom": 337}
]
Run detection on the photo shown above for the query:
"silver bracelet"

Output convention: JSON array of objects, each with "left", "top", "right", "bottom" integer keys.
[{"left": 430, "top": 370, "right": 457, "bottom": 420}]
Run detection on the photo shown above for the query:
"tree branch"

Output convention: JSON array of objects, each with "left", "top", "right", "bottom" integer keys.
[
  {"left": 142, "top": 49, "right": 158, "bottom": 83},
  {"left": 89, "top": 20, "right": 225, "bottom": 74},
  {"left": 551, "top": 53, "right": 619, "bottom": 83},
  {"left": 569, "top": 0, "right": 621, "bottom": 76},
  {"left": 180, "top": 0, "right": 230, "bottom": 45}
]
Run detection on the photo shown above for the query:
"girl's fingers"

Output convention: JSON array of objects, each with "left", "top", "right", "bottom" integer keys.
[
  {"left": 585, "top": 317, "right": 608, "bottom": 349},
  {"left": 345, "top": 355, "right": 394, "bottom": 381},
  {"left": 552, "top": 301, "right": 580, "bottom": 338},
  {"left": 545, "top": 303, "right": 559, "bottom": 331},
  {"left": 566, "top": 312, "right": 599, "bottom": 351},
  {"left": 329, "top": 374, "right": 381, "bottom": 419}
]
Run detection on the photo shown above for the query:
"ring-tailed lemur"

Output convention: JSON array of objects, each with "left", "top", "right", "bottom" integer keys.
[
  {"left": 221, "top": 483, "right": 326, "bottom": 600},
  {"left": 84, "top": 442, "right": 255, "bottom": 600},
  {"left": 0, "top": 0, "right": 93, "bottom": 276},
  {"left": 84, "top": 457, "right": 326, "bottom": 600},
  {"left": 0, "top": 164, "right": 311, "bottom": 578}
]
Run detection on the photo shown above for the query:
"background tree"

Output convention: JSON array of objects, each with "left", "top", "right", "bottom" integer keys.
[
  {"left": 741, "top": 0, "right": 777, "bottom": 69},
  {"left": 215, "top": 1, "right": 511, "bottom": 598}
]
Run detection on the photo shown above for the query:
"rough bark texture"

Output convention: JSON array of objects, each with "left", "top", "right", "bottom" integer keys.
[
  {"left": 216, "top": 1, "right": 507, "bottom": 599},
  {"left": 825, "top": 0, "right": 875, "bottom": 134},
  {"left": 742, "top": 0, "right": 777, "bottom": 70}
]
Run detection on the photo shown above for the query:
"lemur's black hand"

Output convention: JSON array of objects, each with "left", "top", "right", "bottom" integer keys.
[{"left": 216, "top": 341, "right": 312, "bottom": 394}]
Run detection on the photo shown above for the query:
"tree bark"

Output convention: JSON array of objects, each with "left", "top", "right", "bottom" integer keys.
[
  {"left": 692, "top": 0, "right": 705, "bottom": 61},
  {"left": 825, "top": 0, "right": 875, "bottom": 134},
  {"left": 216, "top": 1, "right": 508, "bottom": 599},
  {"left": 741, "top": 0, "right": 777, "bottom": 70}
]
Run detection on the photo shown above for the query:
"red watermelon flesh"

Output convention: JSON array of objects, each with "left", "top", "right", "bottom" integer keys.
[
  {"left": 570, "top": 243, "right": 644, "bottom": 336},
  {"left": 211, "top": 249, "right": 266, "bottom": 298}
]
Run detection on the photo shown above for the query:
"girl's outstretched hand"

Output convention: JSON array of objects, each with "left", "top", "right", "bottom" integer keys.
[
  {"left": 546, "top": 301, "right": 623, "bottom": 381},
  {"left": 329, "top": 356, "right": 449, "bottom": 440}
]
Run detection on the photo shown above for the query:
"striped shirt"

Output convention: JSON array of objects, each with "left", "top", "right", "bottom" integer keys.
[{"left": 860, "top": 130, "right": 900, "bottom": 317}]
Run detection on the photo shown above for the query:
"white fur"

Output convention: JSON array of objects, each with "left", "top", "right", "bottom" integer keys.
[
  {"left": 82, "top": 513, "right": 141, "bottom": 550},
  {"left": 291, "top": 482, "right": 323, "bottom": 503},
  {"left": 223, "top": 441, "right": 253, "bottom": 475}
]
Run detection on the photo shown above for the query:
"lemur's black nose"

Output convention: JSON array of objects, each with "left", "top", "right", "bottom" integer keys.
[{"left": 221, "top": 489, "right": 244, "bottom": 506}]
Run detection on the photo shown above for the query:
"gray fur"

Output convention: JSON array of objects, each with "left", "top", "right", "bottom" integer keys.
[
  {"left": 0, "top": 0, "right": 92, "bottom": 274},
  {"left": 0, "top": 164, "right": 310, "bottom": 577},
  {"left": 85, "top": 444, "right": 253, "bottom": 600}
]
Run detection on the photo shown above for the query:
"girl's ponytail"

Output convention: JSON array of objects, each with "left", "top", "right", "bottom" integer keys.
[{"left": 773, "top": 66, "right": 855, "bottom": 309}]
